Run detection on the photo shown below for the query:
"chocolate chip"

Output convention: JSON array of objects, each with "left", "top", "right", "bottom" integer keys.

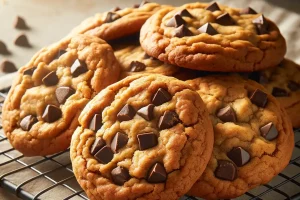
[
  {"left": 0, "top": 41, "right": 10, "bottom": 55},
  {"left": 147, "top": 163, "right": 167, "bottom": 183},
  {"left": 71, "top": 59, "right": 88, "bottom": 77},
  {"left": 111, "top": 7, "right": 121, "bottom": 12},
  {"left": 42, "top": 105, "right": 62, "bottom": 123},
  {"left": 117, "top": 104, "right": 136, "bottom": 122},
  {"left": 215, "top": 13, "right": 235, "bottom": 26},
  {"left": 260, "top": 122, "right": 278, "bottom": 141},
  {"left": 139, "top": 0, "right": 149, "bottom": 7},
  {"left": 198, "top": 23, "right": 218, "bottom": 35},
  {"left": 133, "top": 4, "right": 140, "bottom": 8},
  {"left": 249, "top": 89, "right": 268, "bottom": 108},
  {"left": 152, "top": 88, "right": 172, "bottom": 106},
  {"left": 94, "top": 145, "right": 114, "bottom": 164},
  {"left": 42, "top": 71, "right": 59, "bottom": 86},
  {"left": 158, "top": 111, "right": 180, "bottom": 130},
  {"left": 20, "top": 115, "right": 38, "bottom": 131},
  {"left": 14, "top": 34, "right": 31, "bottom": 47},
  {"left": 111, "top": 166, "right": 131, "bottom": 185},
  {"left": 217, "top": 105, "right": 237, "bottom": 122},
  {"left": 166, "top": 15, "right": 186, "bottom": 28},
  {"left": 89, "top": 114, "right": 102, "bottom": 132},
  {"left": 173, "top": 25, "right": 193, "bottom": 38},
  {"left": 0, "top": 60, "right": 17, "bottom": 73},
  {"left": 130, "top": 61, "right": 146, "bottom": 72},
  {"left": 55, "top": 86, "right": 75, "bottom": 104},
  {"left": 272, "top": 87, "right": 289, "bottom": 97},
  {"left": 56, "top": 49, "right": 67, "bottom": 59},
  {"left": 240, "top": 7, "right": 257, "bottom": 15},
  {"left": 227, "top": 147, "right": 250, "bottom": 167},
  {"left": 137, "top": 104, "right": 154, "bottom": 121},
  {"left": 137, "top": 132, "right": 158, "bottom": 150},
  {"left": 248, "top": 72, "right": 269, "bottom": 84},
  {"left": 288, "top": 81, "right": 299, "bottom": 91},
  {"left": 111, "top": 132, "right": 128, "bottom": 153},
  {"left": 23, "top": 67, "right": 36, "bottom": 76},
  {"left": 14, "top": 16, "right": 29, "bottom": 30},
  {"left": 205, "top": 2, "right": 221, "bottom": 12},
  {"left": 252, "top": 15, "right": 268, "bottom": 35},
  {"left": 104, "top": 12, "right": 121, "bottom": 23},
  {"left": 215, "top": 160, "right": 237, "bottom": 181},
  {"left": 176, "top": 9, "right": 193, "bottom": 18},
  {"left": 90, "top": 137, "right": 106, "bottom": 155}
]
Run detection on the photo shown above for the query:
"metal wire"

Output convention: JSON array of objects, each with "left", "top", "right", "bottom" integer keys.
[{"left": 0, "top": 87, "right": 299, "bottom": 200}]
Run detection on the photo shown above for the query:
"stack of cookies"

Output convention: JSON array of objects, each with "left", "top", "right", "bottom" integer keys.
[{"left": 2, "top": 1, "right": 298, "bottom": 200}]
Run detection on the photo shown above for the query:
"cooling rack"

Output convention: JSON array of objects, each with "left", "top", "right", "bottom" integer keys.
[{"left": 0, "top": 86, "right": 299, "bottom": 200}]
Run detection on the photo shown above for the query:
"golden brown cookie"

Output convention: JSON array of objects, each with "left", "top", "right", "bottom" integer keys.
[
  {"left": 140, "top": 2, "right": 286, "bottom": 72},
  {"left": 2, "top": 34, "right": 120, "bottom": 156},
  {"left": 70, "top": 75, "right": 214, "bottom": 200},
  {"left": 186, "top": 75, "right": 294, "bottom": 199},
  {"left": 67, "top": 2, "right": 166, "bottom": 41},
  {"left": 247, "top": 59, "right": 300, "bottom": 128}
]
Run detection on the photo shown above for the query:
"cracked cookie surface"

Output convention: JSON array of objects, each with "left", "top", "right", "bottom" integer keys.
[
  {"left": 186, "top": 75, "right": 294, "bottom": 199},
  {"left": 140, "top": 2, "right": 286, "bottom": 72},
  {"left": 70, "top": 75, "right": 214, "bottom": 200},
  {"left": 2, "top": 34, "right": 120, "bottom": 156}
]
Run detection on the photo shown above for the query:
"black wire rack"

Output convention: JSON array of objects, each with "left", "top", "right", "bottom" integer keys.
[{"left": 0, "top": 86, "right": 299, "bottom": 200}]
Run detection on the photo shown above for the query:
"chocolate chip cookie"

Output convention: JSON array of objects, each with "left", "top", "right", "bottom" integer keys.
[
  {"left": 247, "top": 59, "right": 300, "bottom": 128},
  {"left": 2, "top": 34, "right": 120, "bottom": 156},
  {"left": 70, "top": 75, "right": 214, "bottom": 200},
  {"left": 186, "top": 75, "right": 294, "bottom": 199},
  {"left": 140, "top": 2, "right": 286, "bottom": 72}
]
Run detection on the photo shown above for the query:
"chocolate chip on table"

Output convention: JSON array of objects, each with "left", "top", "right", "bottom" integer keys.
[
  {"left": 152, "top": 88, "right": 171, "bottom": 106},
  {"left": 94, "top": 145, "right": 114, "bottom": 164},
  {"left": 130, "top": 61, "right": 146, "bottom": 72},
  {"left": 215, "top": 13, "right": 235, "bottom": 26},
  {"left": 147, "top": 163, "right": 167, "bottom": 183},
  {"left": 42, "top": 105, "right": 62, "bottom": 123},
  {"left": 272, "top": 87, "right": 289, "bottom": 97},
  {"left": 240, "top": 7, "right": 257, "bottom": 15},
  {"left": 227, "top": 147, "right": 250, "bottom": 167},
  {"left": 137, "top": 104, "right": 155, "bottom": 121},
  {"left": 111, "top": 7, "right": 121, "bottom": 12},
  {"left": 117, "top": 104, "right": 136, "bottom": 122},
  {"left": 287, "top": 80, "right": 300, "bottom": 91},
  {"left": 260, "top": 122, "right": 278, "bottom": 141},
  {"left": 249, "top": 89, "right": 268, "bottom": 108},
  {"left": 14, "top": 16, "right": 29, "bottom": 30},
  {"left": 215, "top": 160, "right": 237, "bottom": 181},
  {"left": 90, "top": 137, "right": 106, "bottom": 155},
  {"left": 217, "top": 105, "right": 237, "bottom": 123},
  {"left": 173, "top": 25, "right": 193, "bottom": 38},
  {"left": 23, "top": 67, "right": 37, "bottom": 76},
  {"left": 137, "top": 132, "right": 158, "bottom": 150},
  {"left": 14, "top": 34, "right": 31, "bottom": 47},
  {"left": 0, "top": 60, "right": 17, "bottom": 73},
  {"left": 166, "top": 15, "right": 186, "bottom": 28},
  {"left": 20, "top": 115, "right": 38, "bottom": 131},
  {"left": 89, "top": 114, "right": 103, "bottom": 132},
  {"left": 158, "top": 111, "right": 180, "bottom": 130},
  {"left": 205, "top": 2, "right": 221, "bottom": 12},
  {"left": 176, "top": 9, "right": 193, "bottom": 18},
  {"left": 111, "top": 166, "right": 131, "bottom": 185},
  {"left": 71, "top": 59, "right": 88, "bottom": 77},
  {"left": 55, "top": 86, "right": 75, "bottom": 104},
  {"left": 104, "top": 12, "right": 121, "bottom": 23},
  {"left": 252, "top": 15, "right": 268, "bottom": 35},
  {"left": 0, "top": 41, "right": 10, "bottom": 55},
  {"left": 42, "top": 71, "right": 59, "bottom": 86},
  {"left": 198, "top": 23, "right": 218, "bottom": 35},
  {"left": 111, "top": 132, "right": 128, "bottom": 153}
]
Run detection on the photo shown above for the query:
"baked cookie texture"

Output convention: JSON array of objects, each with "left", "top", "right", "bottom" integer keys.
[
  {"left": 248, "top": 59, "right": 300, "bottom": 128},
  {"left": 67, "top": 2, "right": 166, "bottom": 41},
  {"left": 140, "top": 2, "right": 286, "bottom": 72},
  {"left": 186, "top": 75, "right": 294, "bottom": 199},
  {"left": 2, "top": 34, "right": 120, "bottom": 156},
  {"left": 70, "top": 75, "right": 214, "bottom": 200}
]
